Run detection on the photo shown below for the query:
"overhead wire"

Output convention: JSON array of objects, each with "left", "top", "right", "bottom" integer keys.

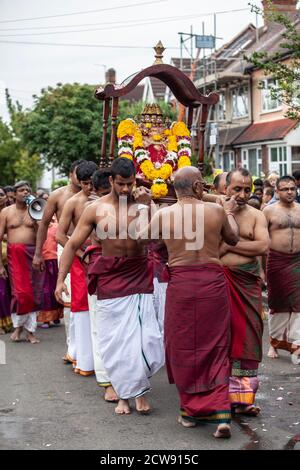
[
  {"left": 0, "top": 0, "right": 167, "bottom": 24},
  {"left": 0, "top": 8, "right": 249, "bottom": 33}
]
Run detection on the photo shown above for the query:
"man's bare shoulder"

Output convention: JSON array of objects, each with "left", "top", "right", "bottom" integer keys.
[
  {"left": 49, "top": 185, "right": 70, "bottom": 200},
  {"left": 0, "top": 206, "right": 12, "bottom": 217}
]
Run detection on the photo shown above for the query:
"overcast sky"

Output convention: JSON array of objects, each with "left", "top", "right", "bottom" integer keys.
[{"left": 0, "top": 0, "right": 266, "bottom": 122}]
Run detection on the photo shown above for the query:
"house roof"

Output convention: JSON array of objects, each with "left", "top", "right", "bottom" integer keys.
[
  {"left": 233, "top": 118, "right": 298, "bottom": 145},
  {"left": 149, "top": 76, "right": 167, "bottom": 100},
  {"left": 195, "top": 12, "right": 300, "bottom": 88},
  {"left": 120, "top": 85, "right": 144, "bottom": 102},
  {"left": 219, "top": 125, "right": 251, "bottom": 147}
]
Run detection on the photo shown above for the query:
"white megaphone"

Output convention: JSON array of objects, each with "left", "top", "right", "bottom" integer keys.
[{"left": 24, "top": 195, "right": 46, "bottom": 221}]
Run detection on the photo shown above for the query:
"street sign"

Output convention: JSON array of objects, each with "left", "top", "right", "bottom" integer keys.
[{"left": 195, "top": 35, "right": 215, "bottom": 49}]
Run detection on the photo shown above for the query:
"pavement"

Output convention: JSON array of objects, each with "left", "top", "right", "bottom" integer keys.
[{"left": 0, "top": 319, "right": 300, "bottom": 451}]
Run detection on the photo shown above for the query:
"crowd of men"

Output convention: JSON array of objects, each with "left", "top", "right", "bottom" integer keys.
[{"left": 1, "top": 158, "right": 300, "bottom": 440}]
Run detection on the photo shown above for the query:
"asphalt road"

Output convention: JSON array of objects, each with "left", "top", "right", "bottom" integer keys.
[{"left": 0, "top": 319, "right": 300, "bottom": 451}]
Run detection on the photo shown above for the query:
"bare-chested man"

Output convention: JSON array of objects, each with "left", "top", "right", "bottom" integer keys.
[
  {"left": 220, "top": 168, "right": 269, "bottom": 416},
  {"left": 33, "top": 159, "right": 83, "bottom": 271},
  {"left": 0, "top": 181, "right": 45, "bottom": 343},
  {"left": 213, "top": 172, "right": 228, "bottom": 195},
  {"left": 263, "top": 175, "right": 300, "bottom": 361},
  {"left": 137, "top": 166, "right": 239, "bottom": 438},
  {"left": 83, "top": 169, "right": 118, "bottom": 402},
  {"left": 32, "top": 160, "right": 83, "bottom": 355},
  {"left": 55, "top": 157, "right": 164, "bottom": 416},
  {"left": 56, "top": 160, "right": 98, "bottom": 377}
]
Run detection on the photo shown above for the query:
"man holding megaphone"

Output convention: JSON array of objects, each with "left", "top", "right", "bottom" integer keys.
[{"left": 0, "top": 181, "right": 45, "bottom": 344}]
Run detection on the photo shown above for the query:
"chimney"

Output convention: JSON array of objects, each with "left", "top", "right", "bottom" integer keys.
[{"left": 105, "top": 68, "right": 116, "bottom": 84}]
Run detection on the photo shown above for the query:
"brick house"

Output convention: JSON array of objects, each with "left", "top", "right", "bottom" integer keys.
[{"left": 194, "top": 0, "right": 300, "bottom": 177}]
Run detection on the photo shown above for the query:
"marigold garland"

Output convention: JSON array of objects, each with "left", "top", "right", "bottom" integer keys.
[{"left": 117, "top": 118, "right": 192, "bottom": 198}]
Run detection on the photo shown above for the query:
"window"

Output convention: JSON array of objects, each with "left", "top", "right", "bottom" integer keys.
[
  {"left": 269, "top": 146, "right": 288, "bottom": 176},
  {"left": 242, "top": 148, "right": 262, "bottom": 177},
  {"left": 220, "top": 151, "right": 235, "bottom": 172},
  {"left": 291, "top": 146, "right": 300, "bottom": 173},
  {"left": 232, "top": 86, "right": 249, "bottom": 118},
  {"left": 261, "top": 79, "right": 281, "bottom": 112},
  {"left": 211, "top": 93, "right": 226, "bottom": 121}
]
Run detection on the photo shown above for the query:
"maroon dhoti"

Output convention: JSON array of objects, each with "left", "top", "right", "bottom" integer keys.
[
  {"left": 224, "top": 261, "right": 263, "bottom": 408},
  {"left": 267, "top": 249, "right": 300, "bottom": 353},
  {"left": 165, "top": 264, "right": 231, "bottom": 424},
  {"left": 7, "top": 244, "right": 45, "bottom": 315}
]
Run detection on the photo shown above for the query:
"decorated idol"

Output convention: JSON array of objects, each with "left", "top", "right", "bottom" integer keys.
[{"left": 117, "top": 104, "right": 192, "bottom": 198}]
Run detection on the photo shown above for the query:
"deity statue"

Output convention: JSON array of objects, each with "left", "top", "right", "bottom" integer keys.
[{"left": 117, "top": 103, "right": 192, "bottom": 198}]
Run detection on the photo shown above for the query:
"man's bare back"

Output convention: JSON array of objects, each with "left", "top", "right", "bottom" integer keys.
[{"left": 156, "top": 200, "right": 237, "bottom": 267}]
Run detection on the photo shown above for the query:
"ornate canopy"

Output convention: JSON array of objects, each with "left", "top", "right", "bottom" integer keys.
[{"left": 94, "top": 42, "right": 219, "bottom": 171}]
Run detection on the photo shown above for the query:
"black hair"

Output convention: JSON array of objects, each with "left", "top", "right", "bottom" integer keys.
[
  {"left": 292, "top": 170, "right": 300, "bottom": 180},
  {"left": 213, "top": 174, "right": 221, "bottom": 189},
  {"left": 13, "top": 180, "right": 30, "bottom": 192},
  {"left": 253, "top": 178, "right": 263, "bottom": 187},
  {"left": 226, "top": 168, "right": 252, "bottom": 186},
  {"left": 254, "top": 186, "right": 263, "bottom": 193},
  {"left": 92, "top": 170, "right": 111, "bottom": 191},
  {"left": 111, "top": 158, "right": 136, "bottom": 180},
  {"left": 264, "top": 187, "right": 274, "bottom": 197},
  {"left": 4, "top": 185, "right": 13, "bottom": 193},
  {"left": 276, "top": 175, "right": 296, "bottom": 189},
  {"left": 70, "top": 159, "right": 85, "bottom": 173},
  {"left": 76, "top": 161, "right": 98, "bottom": 182}
]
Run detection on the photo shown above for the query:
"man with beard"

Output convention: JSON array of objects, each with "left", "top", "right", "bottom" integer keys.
[
  {"left": 56, "top": 158, "right": 164, "bottom": 415},
  {"left": 56, "top": 161, "right": 98, "bottom": 377},
  {"left": 263, "top": 175, "right": 300, "bottom": 360},
  {"left": 0, "top": 182, "right": 45, "bottom": 343},
  {"left": 220, "top": 168, "right": 269, "bottom": 416}
]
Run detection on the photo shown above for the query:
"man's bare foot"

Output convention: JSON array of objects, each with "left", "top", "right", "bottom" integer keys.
[
  {"left": 26, "top": 332, "right": 40, "bottom": 344},
  {"left": 177, "top": 415, "right": 196, "bottom": 428},
  {"left": 10, "top": 328, "right": 22, "bottom": 342},
  {"left": 234, "top": 405, "right": 261, "bottom": 416},
  {"left": 135, "top": 395, "right": 151, "bottom": 414},
  {"left": 104, "top": 385, "right": 118, "bottom": 402},
  {"left": 115, "top": 399, "right": 131, "bottom": 415},
  {"left": 213, "top": 424, "right": 231, "bottom": 439},
  {"left": 268, "top": 345, "right": 279, "bottom": 358}
]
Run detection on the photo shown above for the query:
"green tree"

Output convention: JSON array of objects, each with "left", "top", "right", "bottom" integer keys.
[
  {"left": 247, "top": 1, "right": 300, "bottom": 122},
  {"left": 0, "top": 117, "right": 21, "bottom": 185},
  {"left": 18, "top": 83, "right": 104, "bottom": 175},
  {"left": 13, "top": 150, "right": 44, "bottom": 191}
]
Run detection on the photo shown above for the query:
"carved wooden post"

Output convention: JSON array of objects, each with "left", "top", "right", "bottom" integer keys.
[
  {"left": 108, "top": 97, "right": 119, "bottom": 166},
  {"left": 198, "top": 104, "right": 209, "bottom": 174},
  {"left": 100, "top": 98, "right": 111, "bottom": 168}
]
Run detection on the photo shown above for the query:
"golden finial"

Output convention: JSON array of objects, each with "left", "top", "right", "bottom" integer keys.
[{"left": 153, "top": 41, "right": 165, "bottom": 65}]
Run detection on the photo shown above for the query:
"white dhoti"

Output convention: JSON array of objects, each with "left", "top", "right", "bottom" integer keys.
[
  {"left": 11, "top": 312, "right": 37, "bottom": 333},
  {"left": 73, "top": 311, "right": 94, "bottom": 376},
  {"left": 57, "top": 243, "right": 71, "bottom": 346},
  {"left": 269, "top": 311, "right": 300, "bottom": 352},
  {"left": 96, "top": 293, "right": 165, "bottom": 399},
  {"left": 67, "top": 311, "right": 76, "bottom": 363},
  {"left": 153, "top": 277, "right": 167, "bottom": 336},
  {"left": 88, "top": 293, "right": 110, "bottom": 386}
]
